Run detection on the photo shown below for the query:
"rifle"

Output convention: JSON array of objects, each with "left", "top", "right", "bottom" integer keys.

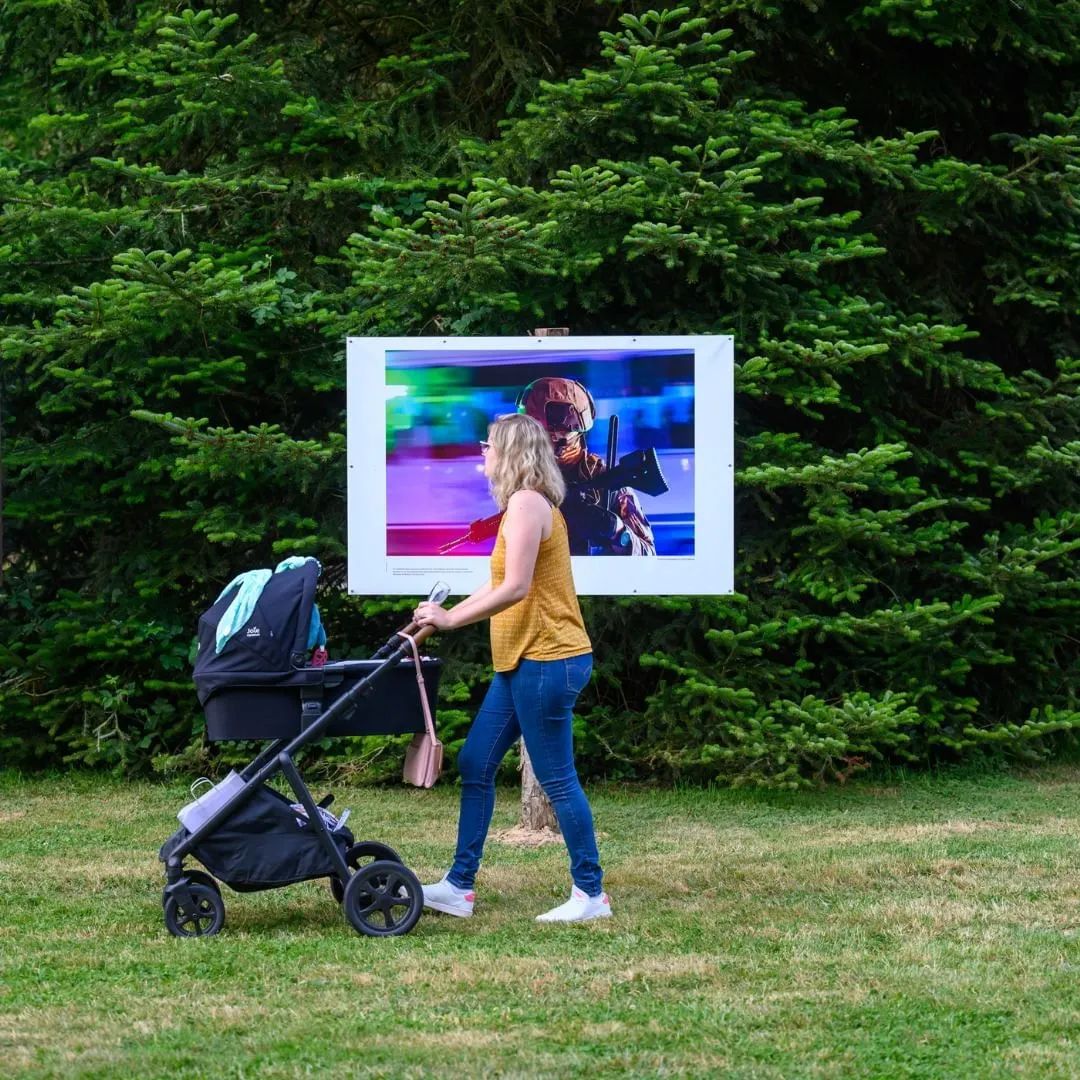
[
  {"left": 605, "top": 415, "right": 619, "bottom": 515},
  {"left": 567, "top": 446, "right": 670, "bottom": 498}
]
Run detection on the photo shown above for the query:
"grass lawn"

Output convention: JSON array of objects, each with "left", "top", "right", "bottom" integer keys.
[{"left": 2, "top": 766, "right": 1080, "bottom": 1078}]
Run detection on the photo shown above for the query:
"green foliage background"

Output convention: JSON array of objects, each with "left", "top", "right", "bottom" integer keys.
[{"left": 2, "top": 1, "right": 1078, "bottom": 787}]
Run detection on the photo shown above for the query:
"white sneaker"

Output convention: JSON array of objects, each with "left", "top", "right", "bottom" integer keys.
[
  {"left": 422, "top": 875, "right": 475, "bottom": 917},
  {"left": 535, "top": 886, "right": 612, "bottom": 923}
]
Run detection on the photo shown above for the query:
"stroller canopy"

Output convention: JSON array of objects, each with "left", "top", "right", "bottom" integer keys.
[{"left": 194, "top": 560, "right": 321, "bottom": 704}]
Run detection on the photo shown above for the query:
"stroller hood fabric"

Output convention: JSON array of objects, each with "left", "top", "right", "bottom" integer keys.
[
  {"left": 194, "top": 559, "right": 321, "bottom": 704},
  {"left": 213, "top": 557, "right": 327, "bottom": 655}
]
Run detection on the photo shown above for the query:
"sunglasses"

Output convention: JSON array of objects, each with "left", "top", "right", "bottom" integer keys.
[{"left": 479, "top": 440, "right": 491, "bottom": 453}]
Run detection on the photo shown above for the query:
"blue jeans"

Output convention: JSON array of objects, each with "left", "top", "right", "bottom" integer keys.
[{"left": 447, "top": 654, "right": 603, "bottom": 897}]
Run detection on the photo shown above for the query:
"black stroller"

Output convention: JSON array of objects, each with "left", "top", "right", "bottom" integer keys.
[{"left": 159, "top": 561, "right": 444, "bottom": 938}]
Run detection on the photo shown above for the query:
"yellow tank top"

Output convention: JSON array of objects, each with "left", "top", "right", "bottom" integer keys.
[{"left": 489, "top": 505, "right": 592, "bottom": 673}]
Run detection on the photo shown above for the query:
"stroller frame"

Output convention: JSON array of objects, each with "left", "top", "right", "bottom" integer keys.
[{"left": 160, "top": 576, "right": 442, "bottom": 940}]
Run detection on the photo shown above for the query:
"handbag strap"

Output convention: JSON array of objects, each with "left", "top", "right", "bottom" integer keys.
[{"left": 397, "top": 632, "right": 437, "bottom": 741}]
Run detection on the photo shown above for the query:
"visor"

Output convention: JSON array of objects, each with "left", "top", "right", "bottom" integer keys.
[{"left": 545, "top": 401, "right": 586, "bottom": 433}]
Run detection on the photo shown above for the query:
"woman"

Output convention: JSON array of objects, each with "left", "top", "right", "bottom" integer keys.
[{"left": 412, "top": 412, "right": 611, "bottom": 923}]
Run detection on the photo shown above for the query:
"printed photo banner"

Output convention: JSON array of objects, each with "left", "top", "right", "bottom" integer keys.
[{"left": 346, "top": 335, "right": 734, "bottom": 596}]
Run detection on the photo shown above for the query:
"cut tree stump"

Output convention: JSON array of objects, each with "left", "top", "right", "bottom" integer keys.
[{"left": 520, "top": 741, "right": 559, "bottom": 833}]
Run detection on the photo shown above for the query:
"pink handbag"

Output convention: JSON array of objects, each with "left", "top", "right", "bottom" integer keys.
[{"left": 399, "top": 631, "right": 443, "bottom": 788}]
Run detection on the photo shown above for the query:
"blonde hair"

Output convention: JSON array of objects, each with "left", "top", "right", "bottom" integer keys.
[{"left": 487, "top": 413, "right": 567, "bottom": 510}]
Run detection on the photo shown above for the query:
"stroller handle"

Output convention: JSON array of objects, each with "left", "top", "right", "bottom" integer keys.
[
  {"left": 370, "top": 582, "right": 447, "bottom": 659},
  {"left": 371, "top": 582, "right": 448, "bottom": 657},
  {"left": 370, "top": 620, "right": 437, "bottom": 660}
]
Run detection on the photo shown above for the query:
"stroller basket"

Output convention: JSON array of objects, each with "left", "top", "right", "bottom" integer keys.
[{"left": 161, "top": 784, "right": 354, "bottom": 890}]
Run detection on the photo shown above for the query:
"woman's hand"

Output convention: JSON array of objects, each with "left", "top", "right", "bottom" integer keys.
[{"left": 413, "top": 602, "right": 455, "bottom": 631}]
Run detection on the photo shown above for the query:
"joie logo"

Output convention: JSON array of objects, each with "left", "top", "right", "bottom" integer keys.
[{"left": 246, "top": 626, "right": 261, "bottom": 638}]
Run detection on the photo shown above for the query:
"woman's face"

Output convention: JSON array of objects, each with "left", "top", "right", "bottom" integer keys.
[{"left": 481, "top": 433, "right": 498, "bottom": 479}]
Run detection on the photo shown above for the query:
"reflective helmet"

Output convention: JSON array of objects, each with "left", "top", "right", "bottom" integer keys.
[{"left": 516, "top": 377, "right": 596, "bottom": 434}]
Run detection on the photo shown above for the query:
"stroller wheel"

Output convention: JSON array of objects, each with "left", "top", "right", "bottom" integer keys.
[
  {"left": 330, "top": 842, "right": 403, "bottom": 904},
  {"left": 342, "top": 859, "right": 423, "bottom": 937},
  {"left": 163, "top": 882, "right": 226, "bottom": 938}
]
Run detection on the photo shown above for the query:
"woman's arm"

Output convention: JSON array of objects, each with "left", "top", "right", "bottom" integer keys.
[
  {"left": 441, "top": 579, "right": 493, "bottom": 624},
  {"left": 414, "top": 492, "right": 548, "bottom": 631}
]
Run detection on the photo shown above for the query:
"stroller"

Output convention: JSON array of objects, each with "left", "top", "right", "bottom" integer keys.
[{"left": 159, "top": 560, "right": 445, "bottom": 939}]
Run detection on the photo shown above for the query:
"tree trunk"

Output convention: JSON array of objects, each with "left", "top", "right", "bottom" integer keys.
[{"left": 520, "top": 740, "right": 559, "bottom": 833}]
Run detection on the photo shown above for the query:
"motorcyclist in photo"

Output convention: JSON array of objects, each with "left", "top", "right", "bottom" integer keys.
[{"left": 516, "top": 377, "right": 656, "bottom": 556}]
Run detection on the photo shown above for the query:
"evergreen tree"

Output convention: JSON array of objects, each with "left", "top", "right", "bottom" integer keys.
[{"left": 1, "top": 2, "right": 1077, "bottom": 785}]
